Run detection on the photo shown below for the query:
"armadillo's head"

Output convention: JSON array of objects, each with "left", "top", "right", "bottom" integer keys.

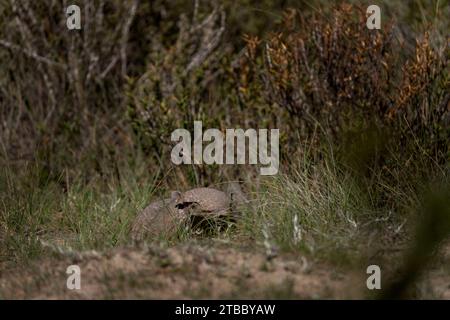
[
  {"left": 170, "top": 190, "right": 198, "bottom": 215},
  {"left": 168, "top": 191, "right": 186, "bottom": 216}
]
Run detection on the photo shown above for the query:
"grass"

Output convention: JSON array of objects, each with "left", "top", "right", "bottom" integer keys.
[
  {"left": 0, "top": 159, "right": 159, "bottom": 266},
  {"left": 1, "top": 139, "right": 445, "bottom": 266}
]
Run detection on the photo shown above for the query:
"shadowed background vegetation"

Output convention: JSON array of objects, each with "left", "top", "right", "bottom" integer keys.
[{"left": 0, "top": 0, "right": 448, "bottom": 299}]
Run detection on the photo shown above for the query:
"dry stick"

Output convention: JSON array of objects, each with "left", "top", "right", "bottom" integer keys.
[
  {"left": 81, "top": 1, "right": 100, "bottom": 85},
  {"left": 10, "top": 1, "right": 58, "bottom": 104},
  {"left": 193, "top": 0, "right": 199, "bottom": 25},
  {"left": 91, "top": 0, "right": 107, "bottom": 82},
  {"left": 120, "top": 0, "right": 139, "bottom": 78},
  {"left": 6, "top": 1, "right": 63, "bottom": 128},
  {"left": 0, "top": 39, "right": 66, "bottom": 69},
  {"left": 15, "top": 2, "right": 58, "bottom": 127},
  {"left": 99, "top": 56, "right": 119, "bottom": 80},
  {"left": 186, "top": 9, "right": 226, "bottom": 74},
  {"left": 98, "top": 13, "right": 123, "bottom": 81},
  {"left": 24, "top": 1, "right": 53, "bottom": 56},
  {"left": 96, "top": 0, "right": 106, "bottom": 30},
  {"left": 83, "top": 0, "right": 95, "bottom": 84}
]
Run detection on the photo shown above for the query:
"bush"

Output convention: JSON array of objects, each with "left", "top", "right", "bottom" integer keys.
[{"left": 245, "top": 4, "right": 448, "bottom": 160}]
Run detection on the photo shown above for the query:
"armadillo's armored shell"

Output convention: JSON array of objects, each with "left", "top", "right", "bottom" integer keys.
[
  {"left": 177, "top": 187, "right": 230, "bottom": 215},
  {"left": 131, "top": 194, "right": 185, "bottom": 241}
]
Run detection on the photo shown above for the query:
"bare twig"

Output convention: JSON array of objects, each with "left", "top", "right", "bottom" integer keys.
[
  {"left": 120, "top": 0, "right": 139, "bottom": 78},
  {"left": 186, "top": 8, "right": 226, "bottom": 74}
]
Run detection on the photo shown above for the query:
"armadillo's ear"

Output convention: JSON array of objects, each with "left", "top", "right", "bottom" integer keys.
[{"left": 171, "top": 191, "right": 182, "bottom": 201}]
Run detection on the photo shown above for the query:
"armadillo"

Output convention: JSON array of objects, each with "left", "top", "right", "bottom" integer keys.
[{"left": 131, "top": 186, "right": 245, "bottom": 240}]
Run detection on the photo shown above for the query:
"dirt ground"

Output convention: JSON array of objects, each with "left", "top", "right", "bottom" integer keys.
[
  {"left": 0, "top": 241, "right": 361, "bottom": 299},
  {"left": 1, "top": 240, "right": 449, "bottom": 299}
]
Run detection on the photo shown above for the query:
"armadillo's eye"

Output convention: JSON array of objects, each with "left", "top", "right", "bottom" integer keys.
[{"left": 175, "top": 202, "right": 193, "bottom": 209}]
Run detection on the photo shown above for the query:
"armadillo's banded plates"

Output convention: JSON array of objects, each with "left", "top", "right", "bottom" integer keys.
[
  {"left": 176, "top": 187, "right": 230, "bottom": 217},
  {"left": 131, "top": 197, "right": 185, "bottom": 241}
]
